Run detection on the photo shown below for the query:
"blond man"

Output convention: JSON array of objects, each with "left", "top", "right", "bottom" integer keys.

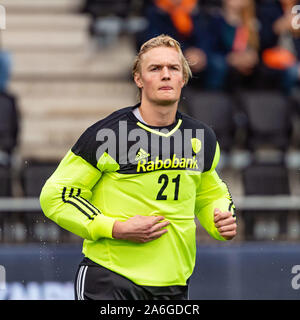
[{"left": 40, "top": 34, "right": 237, "bottom": 300}]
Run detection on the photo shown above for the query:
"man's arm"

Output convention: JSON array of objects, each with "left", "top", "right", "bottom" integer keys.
[
  {"left": 195, "top": 142, "right": 237, "bottom": 241},
  {"left": 195, "top": 169, "right": 236, "bottom": 241},
  {"left": 112, "top": 215, "right": 170, "bottom": 243},
  {"left": 40, "top": 150, "right": 169, "bottom": 243},
  {"left": 40, "top": 150, "right": 117, "bottom": 241}
]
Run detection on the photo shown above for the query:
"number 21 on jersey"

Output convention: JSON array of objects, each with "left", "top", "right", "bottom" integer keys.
[{"left": 156, "top": 174, "right": 181, "bottom": 201}]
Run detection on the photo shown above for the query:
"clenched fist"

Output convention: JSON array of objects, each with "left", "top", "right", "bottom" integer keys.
[{"left": 214, "top": 209, "right": 237, "bottom": 240}]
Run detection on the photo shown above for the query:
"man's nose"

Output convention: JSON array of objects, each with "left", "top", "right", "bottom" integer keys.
[{"left": 161, "top": 66, "right": 171, "bottom": 80}]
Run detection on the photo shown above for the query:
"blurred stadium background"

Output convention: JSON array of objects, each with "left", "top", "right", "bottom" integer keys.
[{"left": 0, "top": 0, "right": 300, "bottom": 300}]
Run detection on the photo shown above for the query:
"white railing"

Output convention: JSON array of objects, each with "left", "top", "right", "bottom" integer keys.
[
  {"left": 0, "top": 196, "right": 299, "bottom": 212},
  {"left": 0, "top": 198, "right": 40, "bottom": 211}
]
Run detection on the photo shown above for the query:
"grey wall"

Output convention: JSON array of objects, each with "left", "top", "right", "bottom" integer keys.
[{"left": 0, "top": 243, "right": 299, "bottom": 300}]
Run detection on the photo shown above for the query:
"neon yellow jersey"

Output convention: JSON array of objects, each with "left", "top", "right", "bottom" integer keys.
[{"left": 40, "top": 105, "right": 236, "bottom": 287}]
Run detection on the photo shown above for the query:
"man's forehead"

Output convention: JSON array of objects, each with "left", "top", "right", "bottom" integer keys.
[{"left": 141, "top": 47, "right": 181, "bottom": 65}]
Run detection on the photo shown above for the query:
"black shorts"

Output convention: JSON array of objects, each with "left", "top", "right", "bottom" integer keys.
[{"left": 74, "top": 258, "right": 189, "bottom": 300}]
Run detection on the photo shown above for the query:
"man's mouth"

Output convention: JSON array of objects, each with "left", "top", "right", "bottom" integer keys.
[{"left": 159, "top": 86, "right": 173, "bottom": 90}]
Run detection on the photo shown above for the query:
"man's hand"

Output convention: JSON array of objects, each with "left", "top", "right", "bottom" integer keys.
[
  {"left": 112, "top": 215, "right": 170, "bottom": 243},
  {"left": 214, "top": 209, "right": 237, "bottom": 240}
]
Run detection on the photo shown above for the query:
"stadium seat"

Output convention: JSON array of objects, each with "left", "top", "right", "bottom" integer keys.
[
  {"left": 243, "top": 163, "right": 290, "bottom": 196},
  {"left": 183, "top": 88, "right": 236, "bottom": 153},
  {"left": 21, "top": 161, "right": 58, "bottom": 197},
  {"left": 236, "top": 90, "right": 292, "bottom": 153},
  {"left": 0, "top": 91, "right": 19, "bottom": 155},
  {"left": 0, "top": 165, "right": 11, "bottom": 197},
  {"left": 291, "top": 88, "right": 300, "bottom": 117},
  {"left": 21, "top": 162, "right": 82, "bottom": 243},
  {"left": 241, "top": 163, "right": 290, "bottom": 241},
  {"left": 81, "top": 0, "right": 131, "bottom": 18},
  {"left": 289, "top": 88, "right": 300, "bottom": 149}
]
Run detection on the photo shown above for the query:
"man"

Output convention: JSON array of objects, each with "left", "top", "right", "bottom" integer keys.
[{"left": 40, "top": 34, "right": 237, "bottom": 300}]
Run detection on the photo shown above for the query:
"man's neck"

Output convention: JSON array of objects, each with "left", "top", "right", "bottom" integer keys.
[{"left": 138, "top": 100, "right": 178, "bottom": 127}]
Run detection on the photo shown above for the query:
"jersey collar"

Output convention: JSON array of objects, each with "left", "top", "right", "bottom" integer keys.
[{"left": 128, "top": 103, "right": 183, "bottom": 138}]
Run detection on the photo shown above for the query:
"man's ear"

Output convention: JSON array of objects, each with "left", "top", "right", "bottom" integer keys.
[
  {"left": 181, "top": 76, "right": 185, "bottom": 88},
  {"left": 134, "top": 72, "right": 143, "bottom": 89}
]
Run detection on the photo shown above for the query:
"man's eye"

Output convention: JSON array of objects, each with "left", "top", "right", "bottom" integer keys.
[
  {"left": 171, "top": 66, "right": 179, "bottom": 70},
  {"left": 151, "top": 67, "right": 159, "bottom": 71}
]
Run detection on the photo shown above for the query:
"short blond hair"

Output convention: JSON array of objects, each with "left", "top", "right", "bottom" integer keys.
[{"left": 132, "top": 34, "right": 192, "bottom": 100}]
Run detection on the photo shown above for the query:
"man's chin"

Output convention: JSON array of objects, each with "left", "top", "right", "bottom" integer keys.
[{"left": 153, "top": 97, "right": 179, "bottom": 106}]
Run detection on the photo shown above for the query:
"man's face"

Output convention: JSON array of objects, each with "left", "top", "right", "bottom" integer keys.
[{"left": 134, "top": 46, "right": 185, "bottom": 106}]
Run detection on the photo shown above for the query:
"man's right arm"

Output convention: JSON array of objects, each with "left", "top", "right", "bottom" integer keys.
[
  {"left": 40, "top": 150, "right": 117, "bottom": 241},
  {"left": 40, "top": 150, "right": 169, "bottom": 243},
  {"left": 112, "top": 215, "right": 169, "bottom": 243}
]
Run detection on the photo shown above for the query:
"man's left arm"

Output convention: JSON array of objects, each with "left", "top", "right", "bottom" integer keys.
[
  {"left": 194, "top": 136, "right": 237, "bottom": 241},
  {"left": 195, "top": 169, "right": 237, "bottom": 241}
]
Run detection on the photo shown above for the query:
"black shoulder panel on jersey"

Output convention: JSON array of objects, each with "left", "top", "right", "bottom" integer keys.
[
  {"left": 180, "top": 112, "right": 217, "bottom": 172},
  {"left": 71, "top": 106, "right": 133, "bottom": 168},
  {"left": 203, "top": 125, "right": 217, "bottom": 172}
]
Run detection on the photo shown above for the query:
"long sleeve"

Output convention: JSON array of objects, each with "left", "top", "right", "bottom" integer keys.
[
  {"left": 195, "top": 142, "right": 236, "bottom": 241},
  {"left": 40, "top": 150, "right": 117, "bottom": 241}
]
